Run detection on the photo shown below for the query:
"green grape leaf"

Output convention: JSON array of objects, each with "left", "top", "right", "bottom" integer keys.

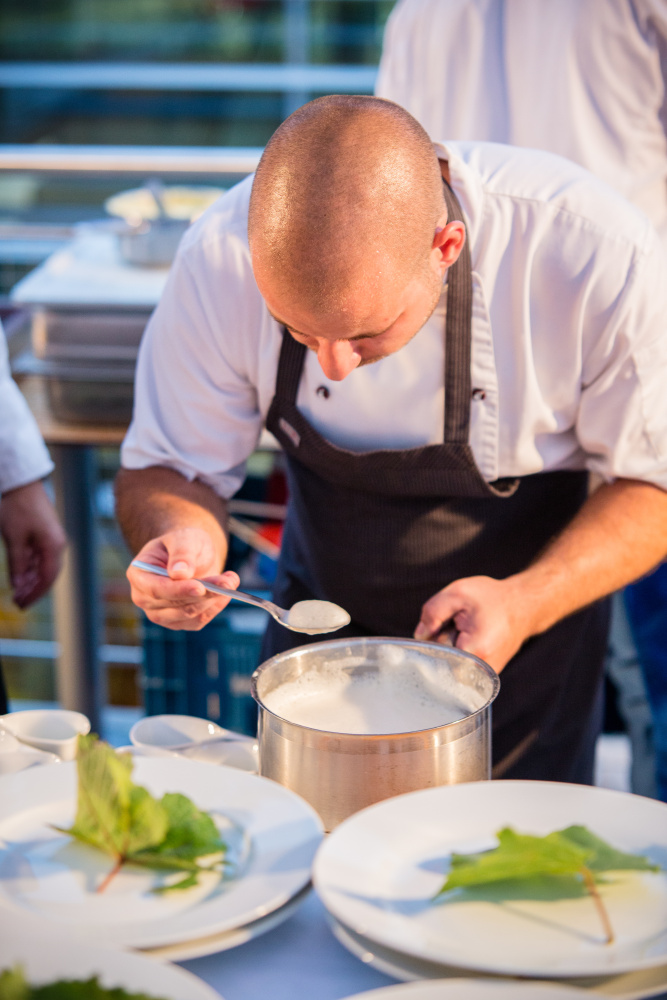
[
  {"left": 436, "top": 824, "right": 661, "bottom": 946},
  {"left": 151, "top": 871, "right": 200, "bottom": 894},
  {"left": 559, "top": 825, "right": 660, "bottom": 873},
  {"left": 144, "top": 792, "right": 226, "bottom": 862},
  {"left": 0, "top": 966, "right": 171, "bottom": 1000},
  {"left": 32, "top": 979, "right": 162, "bottom": 1000},
  {"left": 439, "top": 827, "right": 591, "bottom": 893},
  {"left": 54, "top": 735, "right": 168, "bottom": 858},
  {"left": 54, "top": 735, "right": 229, "bottom": 894},
  {"left": 0, "top": 965, "right": 31, "bottom": 1000},
  {"left": 129, "top": 791, "right": 228, "bottom": 891}
]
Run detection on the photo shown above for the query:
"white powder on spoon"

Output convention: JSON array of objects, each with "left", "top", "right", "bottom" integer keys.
[{"left": 286, "top": 599, "right": 350, "bottom": 632}]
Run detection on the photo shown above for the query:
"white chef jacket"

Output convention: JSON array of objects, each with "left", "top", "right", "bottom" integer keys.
[
  {"left": 0, "top": 320, "right": 53, "bottom": 495},
  {"left": 121, "top": 141, "right": 667, "bottom": 499},
  {"left": 376, "top": 0, "right": 667, "bottom": 240}
]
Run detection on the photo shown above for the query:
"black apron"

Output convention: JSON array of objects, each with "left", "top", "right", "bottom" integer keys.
[{"left": 262, "top": 181, "right": 609, "bottom": 784}]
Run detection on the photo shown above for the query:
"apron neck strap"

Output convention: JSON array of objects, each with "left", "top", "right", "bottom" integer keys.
[
  {"left": 441, "top": 177, "right": 473, "bottom": 445},
  {"left": 274, "top": 324, "right": 305, "bottom": 402},
  {"left": 272, "top": 178, "right": 474, "bottom": 447}
]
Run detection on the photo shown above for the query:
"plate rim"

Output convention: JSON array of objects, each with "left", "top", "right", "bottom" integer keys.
[
  {"left": 328, "top": 911, "right": 667, "bottom": 1000},
  {"left": 143, "top": 882, "right": 312, "bottom": 961},
  {"left": 336, "top": 969, "right": 598, "bottom": 1000},
  {"left": 314, "top": 780, "right": 667, "bottom": 979},
  {"left": 0, "top": 911, "right": 222, "bottom": 1000},
  {"left": 0, "top": 755, "right": 323, "bottom": 949}
]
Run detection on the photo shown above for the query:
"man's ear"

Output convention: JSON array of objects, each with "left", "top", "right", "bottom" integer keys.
[{"left": 432, "top": 219, "right": 466, "bottom": 273}]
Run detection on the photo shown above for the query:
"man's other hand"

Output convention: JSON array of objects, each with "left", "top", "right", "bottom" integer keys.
[
  {"left": 414, "top": 481, "right": 667, "bottom": 673},
  {"left": 414, "top": 575, "right": 529, "bottom": 673},
  {"left": 0, "top": 479, "right": 66, "bottom": 608},
  {"left": 127, "top": 527, "right": 240, "bottom": 630}
]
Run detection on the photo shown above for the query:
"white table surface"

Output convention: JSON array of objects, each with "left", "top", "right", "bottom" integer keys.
[
  {"left": 10, "top": 226, "right": 169, "bottom": 308},
  {"left": 179, "top": 890, "right": 396, "bottom": 1000},
  {"left": 179, "top": 889, "right": 667, "bottom": 1000},
  {"left": 10, "top": 230, "right": 281, "bottom": 453}
]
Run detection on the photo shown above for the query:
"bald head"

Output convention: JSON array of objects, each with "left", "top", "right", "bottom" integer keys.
[{"left": 248, "top": 96, "right": 445, "bottom": 319}]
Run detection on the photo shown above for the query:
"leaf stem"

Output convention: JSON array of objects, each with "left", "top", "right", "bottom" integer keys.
[
  {"left": 581, "top": 866, "right": 614, "bottom": 945},
  {"left": 96, "top": 855, "right": 124, "bottom": 894}
]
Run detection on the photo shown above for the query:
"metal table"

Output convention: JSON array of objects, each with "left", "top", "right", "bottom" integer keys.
[
  {"left": 16, "top": 375, "right": 128, "bottom": 732},
  {"left": 11, "top": 230, "right": 170, "bottom": 731},
  {"left": 181, "top": 890, "right": 396, "bottom": 1000},
  {"left": 179, "top": 887, "right": 667, "bottom": 1000}
]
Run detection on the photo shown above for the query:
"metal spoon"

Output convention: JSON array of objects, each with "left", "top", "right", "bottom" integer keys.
[
  {"left": 165, "top": 733, "right": 256, "bottom": 752},
  {"left": 145, "top": 177, "right": 170, "bottom": 220},
  {"left": 131, "top": 559, "right": 351, "bottom": 634}
]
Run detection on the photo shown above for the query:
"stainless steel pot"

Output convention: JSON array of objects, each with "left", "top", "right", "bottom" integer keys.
[
  {"left": 251, "top": 637, "right": 500, "bottom": 831},
  {"left": 118, "top": 218, "right": 189, "bottom": 266}
]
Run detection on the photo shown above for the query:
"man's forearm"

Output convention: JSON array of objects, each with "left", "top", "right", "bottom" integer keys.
[
  {"left": 115, "top": 466, "right": 229, "bottom": 569},
  {"left": 416, "top": 477, "right": 667, "bottom": 671},
  {"left": 511, "top": 478, "right": 667, "bottom": 636}
]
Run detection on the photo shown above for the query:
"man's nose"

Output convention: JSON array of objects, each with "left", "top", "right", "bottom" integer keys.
[{"left": 316, "top": 339, "right": 362, "bottom": 380}]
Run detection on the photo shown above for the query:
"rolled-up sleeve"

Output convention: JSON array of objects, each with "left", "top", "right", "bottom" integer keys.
[{"left": 0, "top": 321, "right": 53, "bottom": 494}]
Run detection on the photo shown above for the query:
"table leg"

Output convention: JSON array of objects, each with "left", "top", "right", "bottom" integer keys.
[{"left": 51, "top": 443, "right": 103, "bottom": 731}]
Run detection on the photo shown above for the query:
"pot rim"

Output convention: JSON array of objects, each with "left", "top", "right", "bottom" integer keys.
[{"left": 251, "top": 635, "right": 500, "bottom": 739}]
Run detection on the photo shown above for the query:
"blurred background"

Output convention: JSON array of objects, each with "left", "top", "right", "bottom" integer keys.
[
  {"left": 0, "top": 0, "right": 390, "bottom": 739},
  {"left": 0, "top": 1, "right": 633, "bottom": 789},
  {"left": 0, "top": 0, "right": 392, "bottom": 289}
]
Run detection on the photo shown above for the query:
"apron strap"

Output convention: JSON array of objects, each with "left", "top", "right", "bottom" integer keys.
[
  {"left": 442, "top": 178, "right": 473, "bottom": 446},
  {"left": 274, "top": 324, "right": 306, "bottom": 404}
]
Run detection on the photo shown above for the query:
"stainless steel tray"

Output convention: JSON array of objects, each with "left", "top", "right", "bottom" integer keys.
[
  {"left": 30, "top": 307, "right": 151, "bottom": 360},
  {"left": 13, "top": 351, "right": 135, "bottom": 425}
]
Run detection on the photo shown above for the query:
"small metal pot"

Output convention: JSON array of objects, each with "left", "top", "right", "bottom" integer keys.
[
  {"left": 251, "top": 637, "right": 500, "bottom": 831},
  {"left": 117, "top": 218, "right": 189, "bottom": 267}
]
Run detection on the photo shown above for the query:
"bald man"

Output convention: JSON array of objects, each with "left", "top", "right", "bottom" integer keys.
[{"left": 117, "top": 96, "right": 667, "bottom": 783}]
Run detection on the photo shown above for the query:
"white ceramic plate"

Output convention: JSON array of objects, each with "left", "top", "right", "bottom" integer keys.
[
  {"left": 0, "top": 910, "right": 221, "bottom": 1000},
  {"left": 340, "top": 979, "right": 594, "bottom": 999},
  {"left": 328, "top": 914, "right": 667, "bottom": 1000},
  {"left": 129, "top": 714, "right": 258, "bottom": 772},
  {"left": 1, "top": 709, "right": 90, "bottom": 760},
  {"left": 145, "top": 883, "right": 312, "bottom": 961},
  {"left": 0, "top": 755, "right": 323, "bottom": 950},
  {"left": 314, "top": 781, "right": 667, "bottom": 979},
  {"left": 0, "top": 728, "right": 59, "bottom": 774}
]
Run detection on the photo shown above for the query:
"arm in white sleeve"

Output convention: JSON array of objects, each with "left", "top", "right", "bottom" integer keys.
[
  {"left": 0, "top": 319, "right": 65, "bottom": 607},
  {"left": 121, "top": 216, "right": 267, "bottom": 500},
  {"left": 577, "top": 226, "right": 667, "bottom": 490},
  {"left": 0, "top": 320, "right": 53, "bottom": 494}
]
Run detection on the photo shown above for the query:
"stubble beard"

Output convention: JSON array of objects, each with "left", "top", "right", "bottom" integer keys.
[{"left": 355, "top": 270, "right": 445, "bottom": 369}]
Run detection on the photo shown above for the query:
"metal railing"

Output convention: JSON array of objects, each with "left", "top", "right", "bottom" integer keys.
[
  {"left": 0, "top": 62, "right": 377, "bottom": 94},
  {"left": 0, "top": 638, "right": 142, "bottom": 666},
  {"left": 0, "top": 146, "right": 264, "bottom": 268},
  {"left": 0, "top": 145, "right": 263, "bottom": 175}
]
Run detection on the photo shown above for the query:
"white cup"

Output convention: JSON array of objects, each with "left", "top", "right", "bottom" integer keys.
[
  {"left": 0, "top": 709, "right": 91, "bottom": 761},
  {"left": 0, "top": 727, "right": 59, "bottom": 773},
  {"left": 130, "top": 714, "right": 258, "bottom": 772}
]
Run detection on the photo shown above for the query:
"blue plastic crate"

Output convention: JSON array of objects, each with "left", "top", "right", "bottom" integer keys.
[{"left": 140, "top": 607, "right": 267, "bottom": 736}]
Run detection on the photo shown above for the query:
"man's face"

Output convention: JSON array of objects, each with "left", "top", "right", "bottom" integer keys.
[
  {"left": 261, "top": 267, "right": 443, "bottom": 381},
  {"left": 254, "top": 214, "right": 463, "bottom": 382}
]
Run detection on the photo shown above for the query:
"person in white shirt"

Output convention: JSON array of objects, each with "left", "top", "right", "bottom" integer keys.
[
  {"left": 375, "top": 0, "right": 667, "bottom": 797},
  {"left": 0, "top": 319, "right": 66, "bottom": 712},
  {"left": 376, "top": 0, "right": 667, "bottom": 240},
  {"left": 117, "top": 97, "right": 667, "bottom": 783}
]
